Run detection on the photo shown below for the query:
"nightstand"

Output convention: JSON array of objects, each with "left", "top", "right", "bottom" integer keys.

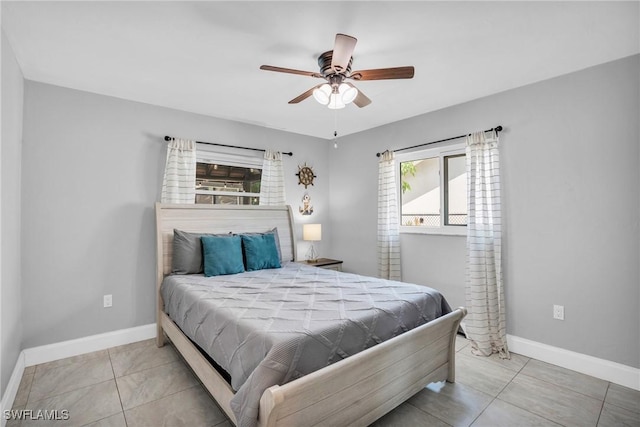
[{"left": 299, "top": 258, "right": 343, "bottom": 271}]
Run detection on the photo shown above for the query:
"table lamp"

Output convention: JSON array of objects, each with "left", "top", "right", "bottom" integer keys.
[{"left": 303, "top": 224, "right": 322, "bottom": 262}]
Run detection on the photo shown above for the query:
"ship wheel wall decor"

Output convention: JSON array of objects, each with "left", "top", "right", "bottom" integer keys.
[{"left": 296, "top": 163, "right": 316, "bottom": 188}]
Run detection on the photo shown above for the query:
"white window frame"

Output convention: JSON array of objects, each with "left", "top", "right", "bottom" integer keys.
[
  {"left": 397, "top": 142, "right": 467, "bottom": 236},
  {"left": 196, "top": 148, "right": 263, "bottom": 204}
]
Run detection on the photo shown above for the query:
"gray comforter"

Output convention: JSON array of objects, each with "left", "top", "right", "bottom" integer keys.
[{"left": 161, "top": 262, "right": 451, "bottom": 427}]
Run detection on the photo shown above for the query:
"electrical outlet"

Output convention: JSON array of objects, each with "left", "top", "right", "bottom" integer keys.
[
  {"left": 553, "top": 304, "right": 564, "bottom": 320},
  {"left": 103, "top": 294, "right": 113, "bottom": 308}
]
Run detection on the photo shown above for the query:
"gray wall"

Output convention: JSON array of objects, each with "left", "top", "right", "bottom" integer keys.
[
  {"left": 12, "top": 52, "right": 640, "bottom": 372},
  {"left": 1, "top": 31, "right": 24, "bottom": 396},
  {"left": 21, "top": 82, "right": 330, "bottom": 348},
  {"left": 328, "top": 55, "right": 640, "bottom": 368}
]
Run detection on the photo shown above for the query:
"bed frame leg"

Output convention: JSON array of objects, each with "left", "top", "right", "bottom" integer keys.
[
  {"left": 447, "top": 363, "right": 456, "bottom": 383},
  {"left": 156, "top": 318, "right": 166, "bottom": 347},
  {"left": 156, "top": 291, "right": 166, "bottom": 347},
  {"left": 446, "top": 307, "right": 467, "bottom": 383},
  {"left": 446, "top": 334, "right": 456, "bottom": 383}
]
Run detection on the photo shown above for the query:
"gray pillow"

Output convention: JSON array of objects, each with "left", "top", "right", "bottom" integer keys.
[
  {"left": 239, "top": 228, "right": 284, "bottom": 262},
  {"left": 172, "top": 229, "right": 231, "bottom": 274}
]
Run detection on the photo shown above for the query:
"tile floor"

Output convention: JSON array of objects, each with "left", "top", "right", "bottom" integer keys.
[{"left": 7, "top": 336, "right": 639, "bottom": 427}]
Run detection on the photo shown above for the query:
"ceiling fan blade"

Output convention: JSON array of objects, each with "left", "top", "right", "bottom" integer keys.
[
  {"left": 349, "top": 66, "right": 415, "bottom": 81},
  {"left": 331, "top": 34, "right": 357, "bottom": 73},
  {"left": 346, "top": 83, "right": 372, "bottom": 108},
  {"left": 260, "top": 65, "right": 323, "bottom": 78},
  {"left": 288, "top": 84, "right": 324, "bottom": 104}
]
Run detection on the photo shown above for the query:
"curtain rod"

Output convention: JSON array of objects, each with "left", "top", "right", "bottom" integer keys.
[
  {"left": 375, "top": 126, "right": 502, "bottom": 157},
  {"left": 164, "top": 136, "right": 293, "bottom": 157}
]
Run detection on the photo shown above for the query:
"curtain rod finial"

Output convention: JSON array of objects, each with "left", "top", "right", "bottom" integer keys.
[
  {"left": 495, "top": 126, "right": 503, "bottom": 132},
  {"left": 164, "top": 136, "right": 172, "bottom": 141}
]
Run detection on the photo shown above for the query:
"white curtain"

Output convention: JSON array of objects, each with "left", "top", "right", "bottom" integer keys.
[
  {"left": 259, "top": 150, "right": 286, "bottom": 206},
  {"left": 161, "top": 138, "right": 196, "bottom": 203},
  {"left": 465, "top": 130, "right": 509, "bottom": 358},
  {"left": 377, "top": 151, "right": 401, "bottom": 280}
]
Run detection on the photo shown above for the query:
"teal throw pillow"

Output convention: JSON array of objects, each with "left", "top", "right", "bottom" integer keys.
[
  {"left": 201, "top": 235, "right": 245, "bottom": 277},
  {"left": 241, "top": 233, "right": 281, "bottom": 271}
]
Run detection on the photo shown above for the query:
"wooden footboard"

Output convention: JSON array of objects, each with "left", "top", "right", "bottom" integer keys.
[
  {"left": 257, "top": 307, "right": 466, "bottom": 427},
  {"left": 158, "top": 307, "right": 465, "bottom": 427}
]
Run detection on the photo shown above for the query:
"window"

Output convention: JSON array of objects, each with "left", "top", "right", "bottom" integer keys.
[
  {"left": 398, "top": 144, "right": 467, "bottom": 235},
  {"left": 195, "top": 151, "right": 263, "bottom": 205}
]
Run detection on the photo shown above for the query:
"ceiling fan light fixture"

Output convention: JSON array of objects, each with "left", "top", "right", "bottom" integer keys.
[
  {"left": 261, "top": 33, "right": 414, "bottom": 108},
  {"left": 312, "top": 84, "right": 331, "bottom": 105},
  {"left": 327, "top": 92, "right": 346, "bottom": 110},
  {"left": 338, "top": 83, "right": 358, "bottom": 104}
]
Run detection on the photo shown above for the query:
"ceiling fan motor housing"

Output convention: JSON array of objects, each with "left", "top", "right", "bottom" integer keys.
[{"left": 318, "top": 50, "right": 353, "bottom": 78}]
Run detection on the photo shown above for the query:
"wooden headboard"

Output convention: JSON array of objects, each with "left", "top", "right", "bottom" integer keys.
[{"left": 155, "top": 203, "right": 297, "bottom": 287}]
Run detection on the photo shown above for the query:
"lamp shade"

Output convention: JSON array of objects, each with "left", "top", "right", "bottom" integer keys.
[
  {"left": 303, "top": 224, "right": 322, "bottom": 241},
  {"left": 339, "top": 83, "right": 358, "bottom": 104},
  {"left": 312, "top": 84, "right": 331, "bottom": 105}
]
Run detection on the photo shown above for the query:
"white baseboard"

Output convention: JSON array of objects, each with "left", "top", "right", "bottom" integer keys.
[
  {"left": 23, "top": 323, "right": 156, "bottom": 367},
  {"left": 0, "top": 352, "right": 25, "bottom": 427},
  {"left": 507, "top": 334, "right": 640, "bottom": 391}
]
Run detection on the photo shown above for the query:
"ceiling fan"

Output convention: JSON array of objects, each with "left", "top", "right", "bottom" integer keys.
[{"left": 260, "top": 34, "right": 415, "bottom": 109}]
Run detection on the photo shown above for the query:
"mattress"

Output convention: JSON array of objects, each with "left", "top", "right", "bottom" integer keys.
[{"left": 161, "top": 262, "right": 451, "bottom": 427}]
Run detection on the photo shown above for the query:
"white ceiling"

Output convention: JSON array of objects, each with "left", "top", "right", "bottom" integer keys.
[{"left": 3, "top": 1, "right": 638, "bottom": 139}]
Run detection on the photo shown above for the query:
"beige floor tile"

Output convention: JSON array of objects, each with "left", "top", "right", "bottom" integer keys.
[
  {"left": 124, "top": 386, "right": 227, "bottom": 427},
  {"left": 597, "top": 402, "right": 640, "bottom": 427},
  {"left": 14, "top": 334, "right": 636, "bottom": 427},
  {"left": 605, "top": 383, "right": 640, "bottom": 414},
  {"left": 22, "top": 380, "right": 121, "bottom": 427},
  {"left": 499, "top": 373, "right": 602, "bottom": 427},
  {"left": 455, "top": 352, "right": 518, "bottom": 397},
  {"left": 408, "top": 381, "right": 493, "bottom": 427},
  {"left": 116, "top": 360, "right": 199, "bottom": 410},
  {"left": 12, "top": 371, "right": 34, "bottom": 408},
  {"left": 35, "top": 350, "right": 109, "bottom": 374},
  {"left": 29, "top": 353, "right": 114, "bottom": 403},
  {"left": 109, "top": 341, "right": 179, "bottom": 377},
  {"left": 520, "top": 359, "right": 609, "bottom": 400},
  {"left": 471, "top": 398, "right": 562, "bottom": 426},
  {"left": 108, "top": 339, "right": 155, "bottom": 355},
  {"left": 370, "top": 402, "right": 450, "bottom": 427},
  {"left": 82, "top": 412, "right": 127, "bottom": 427}
]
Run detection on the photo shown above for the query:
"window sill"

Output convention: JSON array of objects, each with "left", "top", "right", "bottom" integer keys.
[{"left": 400, "top": 226, "right": 467, "bottom": 237}]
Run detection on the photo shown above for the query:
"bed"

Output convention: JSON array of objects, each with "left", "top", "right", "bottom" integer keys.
[{"left": 155, "top": 203, "right": 466, "bottom": 427}]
